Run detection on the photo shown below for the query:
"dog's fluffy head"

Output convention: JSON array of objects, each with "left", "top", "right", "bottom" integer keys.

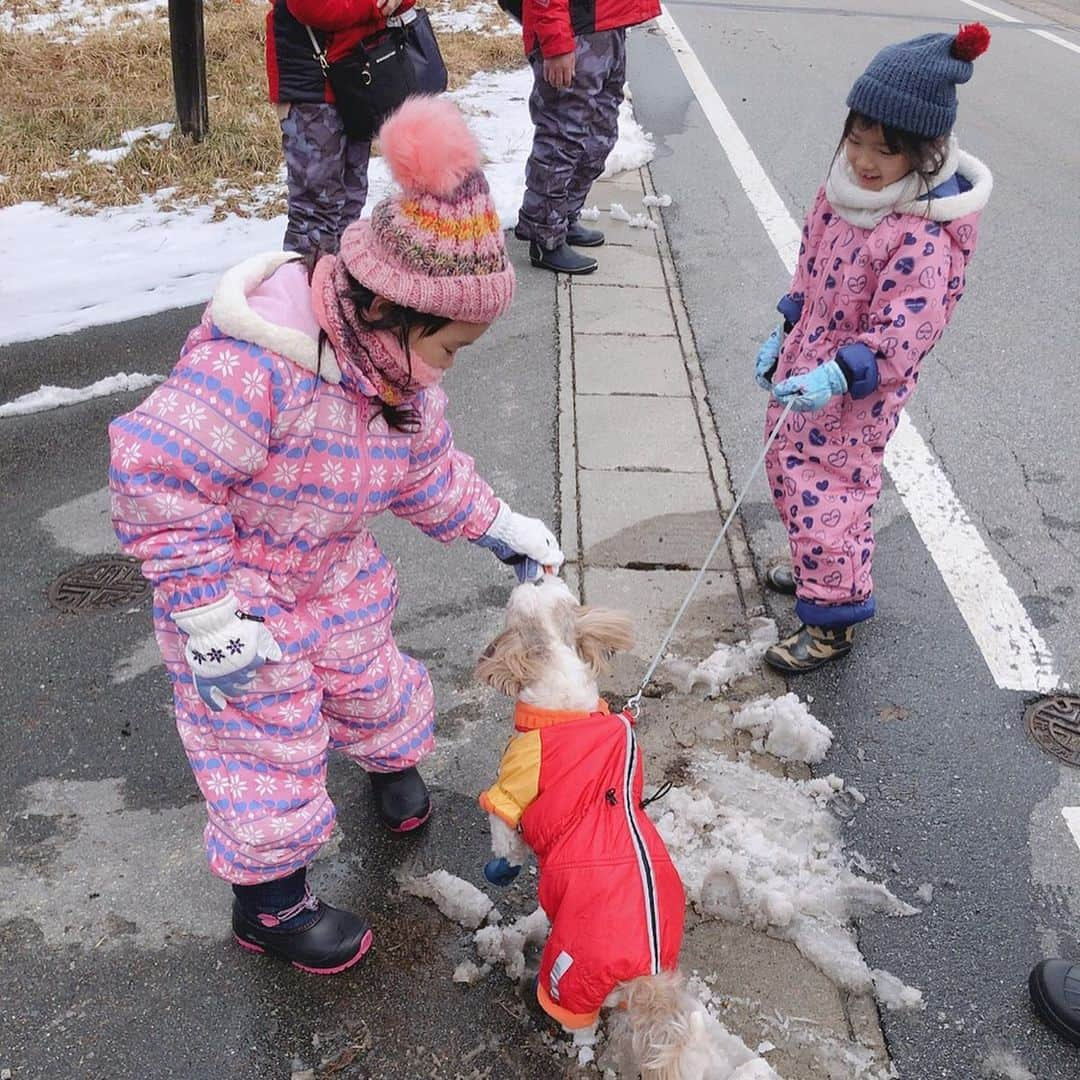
[{"left": 474, "top": 575, "right": 634, "bottom": 705}]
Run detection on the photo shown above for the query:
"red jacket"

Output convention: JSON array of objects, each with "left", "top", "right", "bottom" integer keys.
[
  {"left": 266, "top": 0, "right": 417, "bottom": 104},
  {"left": 522, "top": 0, "right": 659, "bottom": 59},
  {"left": 480, "top": 702, "right": 684, "bottom": 1028}
]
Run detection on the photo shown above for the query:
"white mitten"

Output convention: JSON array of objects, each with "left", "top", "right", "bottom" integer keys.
[
  {"left": 481, "top": 500, "right": 565, "bottom": 573},
  {"left": 171, "top": 592, "right": 283, "bottom": 711}
]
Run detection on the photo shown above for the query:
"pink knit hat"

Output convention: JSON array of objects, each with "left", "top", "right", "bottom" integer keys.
[{"left": 337, "top": 96, "right": 515, "bottom": 325}]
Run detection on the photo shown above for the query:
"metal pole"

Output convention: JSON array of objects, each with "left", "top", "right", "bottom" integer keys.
[{"left": 168, "top": 0, "right": 209, "bottom": 142}]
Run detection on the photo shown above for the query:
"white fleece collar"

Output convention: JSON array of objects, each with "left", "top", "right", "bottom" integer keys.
[
  {"left": 825, "top": 139, "right": 992, "bottom": 228},
  {"left": 208, "top": 251, "right": 342, "bottom": 384}
]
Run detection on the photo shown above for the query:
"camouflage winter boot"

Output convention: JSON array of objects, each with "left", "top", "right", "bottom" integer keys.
[{"left": 764, "top": 623, "right": 855, "bottom": 673}]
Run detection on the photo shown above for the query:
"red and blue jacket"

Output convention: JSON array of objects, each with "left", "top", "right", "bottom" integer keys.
[
  {"left": 522, "top": 0, "right": 659, "bottom": 59},
  {"left": 266, "top": 0, "right": 417, "bottom": 105},
  {"left": 480, "top": 701, "right": 684, "bottom": 1028}
]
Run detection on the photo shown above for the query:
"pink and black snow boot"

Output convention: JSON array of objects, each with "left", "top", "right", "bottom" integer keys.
[
  {"left": 368, "top": 766, "right": 432, "bottom": 833},
  {"left": 232, "top": 868, "right": 372, "bottom": 975}
]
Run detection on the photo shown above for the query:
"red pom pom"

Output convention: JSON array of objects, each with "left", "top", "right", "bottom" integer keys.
[{"left": 952, "top": 22, "right": 991, "bottom": 61}]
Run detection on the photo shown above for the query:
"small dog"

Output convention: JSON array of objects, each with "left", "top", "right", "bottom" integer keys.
[{"left": 476, "top": 574, "right": 714, "bottom": 1079}]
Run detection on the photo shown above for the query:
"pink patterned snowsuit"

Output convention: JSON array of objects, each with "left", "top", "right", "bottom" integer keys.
[
  {"left": 109, "top": 254, "right": 500, "bottom": 884},
  {"left": 765, "top": 152, "right": 990, "bottom": 627}
]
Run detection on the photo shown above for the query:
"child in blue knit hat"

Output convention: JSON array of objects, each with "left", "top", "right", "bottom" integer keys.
[{"left": 754, "top": 23, "right": 993, "bottom": 672}]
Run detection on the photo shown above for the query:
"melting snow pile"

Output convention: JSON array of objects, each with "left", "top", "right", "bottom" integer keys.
[
  {"left": 733, "top": 693, "right": 833, "bottom": 765},
  {"left": 651, "top": 756, "right": 922, "bottom": 1008},
  {"left": 401, "top": 869, "right": 495, "bottom": 930},
  {"left": 667, "top": 618, "right": 780, "bottom": 696}
]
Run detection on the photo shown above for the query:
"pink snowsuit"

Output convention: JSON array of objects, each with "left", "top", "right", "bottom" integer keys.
[
  {"left": 765, "top": 150, "right": 991, "bottom": 626},
  {"left": 109, "top": 253, "right": 500, "bottom": 884}
]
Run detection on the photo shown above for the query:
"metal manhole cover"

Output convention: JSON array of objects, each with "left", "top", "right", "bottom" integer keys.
[
  {"left": 47, "top": 555, "right": 149, "bottom": 613},
  {"left": 1026, "top": 696, "right": 1080, "bottom": 767}
]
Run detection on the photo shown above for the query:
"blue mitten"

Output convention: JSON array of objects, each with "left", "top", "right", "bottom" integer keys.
[
  {"left": 473, "top": 534, "right": 542, "bottom": 584},
  {"left": 772, "top": 360, "right": 848, "bottom": 412},
  {"left": 172, "top": 593, "right": 283, "bottom": 711},
  {"left": 755, "top": 325, "right": 784, "bottom": 391},
  {"left": 484, "top": 857, "right": 522, "bottom": 887}
]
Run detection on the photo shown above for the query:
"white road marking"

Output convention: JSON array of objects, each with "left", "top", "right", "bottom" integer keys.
[
  {"left": 957, "top": 0, "right": 1080, "bottom": 56},
  {"left": 655, "top": 5, "right": 1060, "bottom": 693},
  {"left": 1061, "top": 807, "right": 1080, "bottom": 853}
]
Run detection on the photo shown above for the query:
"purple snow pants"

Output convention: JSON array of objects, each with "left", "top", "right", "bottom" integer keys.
[
  {"left": 280, "top": 102, "right": 372, "bottom": 256},
  {"left": 516, "top": 29, "right": 627, "bottom": 250}
]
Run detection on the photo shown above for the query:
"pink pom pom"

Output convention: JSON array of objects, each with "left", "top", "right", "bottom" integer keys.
[{"left": 379, "top": 96, "right": 482, "bottom": 197}]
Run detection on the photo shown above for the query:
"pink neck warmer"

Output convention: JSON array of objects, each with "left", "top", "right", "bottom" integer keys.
[{"left": 312, "top": 254, "right": 437, "bottom": 405}]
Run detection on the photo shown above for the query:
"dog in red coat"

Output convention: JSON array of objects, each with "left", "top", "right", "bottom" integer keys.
[{"left": 476, "top": 574, "right": 714, "bottom": 1078}]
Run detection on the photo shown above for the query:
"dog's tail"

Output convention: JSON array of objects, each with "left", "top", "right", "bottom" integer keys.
[{"left": 613, "top": 971, "right": 716, "bottom": 1080}]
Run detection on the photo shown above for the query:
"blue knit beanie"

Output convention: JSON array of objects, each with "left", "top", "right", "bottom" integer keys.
[{"left": 846, "top": 23, "right": 991, "bottom": 138}]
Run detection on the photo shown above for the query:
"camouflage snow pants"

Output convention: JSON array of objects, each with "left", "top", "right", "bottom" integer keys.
[
  {"left": 516, "top": 28, "right": 627, "bottom": 250},
  {"left": 280, "top": 102, "right": 372, "bottom": 256}
]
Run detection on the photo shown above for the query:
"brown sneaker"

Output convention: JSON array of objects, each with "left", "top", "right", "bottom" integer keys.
[{"left": 764, "top": 623, "right": 854, "bottom": 673}]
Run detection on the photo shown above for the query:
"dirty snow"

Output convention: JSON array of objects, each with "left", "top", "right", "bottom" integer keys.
[
  {"left": 732, "top": 692, "right": 834, "bottom": 765},
  {"left": 981, "top": 1047, "right": 1036, "bottom": 1080},
  {"left": 601, "top": 98, "right": 655, "bottom": 177},
  {"left": 916, "top": 882, "right": 935, "bottom": 904},
  {"left": 643, "top": 193, "right": 673, "bottom": 207},
  {"left": 870, "top": 968, "right": 925, "bottom": 1012},
  {"left": 0, "top": 0, "right": 167, "bottom": 39},
  {"left": 80, "top": 123, "right": 174, "bottom": 166},
  {"left": 667, "top": 618, "right": 780, "bottom": 695},
  {"left": 452, "top": 959, "right": 488, "bottom": 985},
  {"left": 0, "top": 372, "right": 164, "bottom": 419},
  {"left": 0, "top": 68, "right": 654, "bottom": 347},
  {"left": 428, "top": 0, "right": 516, "bottom": 35},
  {"left": 473, "top": 907, "right": 550, "bottom": 981},
  {"left": 651, "top": 756, "right": 921, "bottom": 1007},
  {"left": 400, "top": 869, "right": 495, "bottom": 930}
]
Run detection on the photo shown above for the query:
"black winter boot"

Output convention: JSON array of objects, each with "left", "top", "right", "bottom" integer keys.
[
  {"left": 1030, "top": 959, "right": 1080, "bottom": 1046},
  {"left": 566, "top": 222, "right": 606, "bottom": 247},
  {"left": 232, "top": 869, "right": 372, "bottom": 975},
  {"left": 369, "top": 766, "right": 432, "bottom": 833},
  {"left": 764, "top": 623, "right": 855, "bottom": 673},
  {"left": 764, "top": 564, "right": 797, "bottom": 595},
  {"left": 529, "top": 241, "right": 598, "bottom": 275}
]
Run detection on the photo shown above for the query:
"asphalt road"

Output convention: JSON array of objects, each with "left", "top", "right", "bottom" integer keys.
[
  {"left": 0, "top": 247, "right": 570, "bottom": 1079},
  {"left": 629, "top": 0, "right": 1080, "bottom": 1075}
]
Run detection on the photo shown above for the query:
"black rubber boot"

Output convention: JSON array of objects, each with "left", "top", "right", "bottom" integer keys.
[
  {"left": 566, "top": 222, "right": 605, "bottom": 247},
  {"left": 1030, "top": 959, "right": 1080, "bottom": 1046},
  {"left": 529, "top": 241, "right": 598, "bottom": 275},
  {"left": 764, "top": 623, "right": 855, "bottom": 673},
  {"left": 232, "top": 874, "right": 372, "bottom": 975},
  {"left": 369, "top": 766, "right": 432, "bottom": 833},
  {"left": 764, "top": 564, "right": 797, "bottom": 595}
]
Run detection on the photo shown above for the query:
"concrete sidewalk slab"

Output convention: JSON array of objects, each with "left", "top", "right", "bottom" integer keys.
[
  {"left": 573, "top": 283, "right": 673, "bottom": 336},
  {"left": 574, "top": 244, "right": 667, "bottom": 288},
  {"left": 576, "top": 394, "right": 709, "bottom": 472},
  {"left": 575, "top": 334, "right": 686, "bottom": 396},
  {"left": 579, "top": 470, "right": 726, "bottom": 570}
]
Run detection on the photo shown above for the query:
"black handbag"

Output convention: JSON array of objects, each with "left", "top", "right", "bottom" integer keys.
[{"left": 305, "top": 8, "right": 448, "bottom": 142}]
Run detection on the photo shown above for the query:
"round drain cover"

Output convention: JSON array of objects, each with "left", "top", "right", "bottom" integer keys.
[
  {"left": 1025, "top": 695, "right": 1080, "bottom": 768},
  {"left": 47, "top": 555, "right": 149, "bottom": 613}
]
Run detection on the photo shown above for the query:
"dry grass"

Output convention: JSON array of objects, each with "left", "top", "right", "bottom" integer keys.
[{"left": 0, "top": 0, "right": 523, "bottom": 214}]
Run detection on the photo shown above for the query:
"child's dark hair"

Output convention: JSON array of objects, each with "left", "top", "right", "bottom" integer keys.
[
  {"left": 836, "top": 111, "right": 949, "bottom": 198},
  {"left": 304, "top": 253, "right": 451, "bottom": 433}
]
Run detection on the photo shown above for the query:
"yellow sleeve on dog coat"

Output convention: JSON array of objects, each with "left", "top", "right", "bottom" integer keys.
[{"left": 479, "top": 729, "right": 542, "bottom": 828}]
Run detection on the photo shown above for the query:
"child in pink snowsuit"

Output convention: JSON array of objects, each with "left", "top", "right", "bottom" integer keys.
[
  {"left": 108, "top": 98, "right": 564, "bottom": 975},
  {"left": 756, "top": 23, "right": 993, "bottom": 673}
]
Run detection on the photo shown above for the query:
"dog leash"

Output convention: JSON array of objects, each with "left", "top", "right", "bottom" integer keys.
[{"left": 624, "top": 400, "right": 795, "bottom": 716}]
